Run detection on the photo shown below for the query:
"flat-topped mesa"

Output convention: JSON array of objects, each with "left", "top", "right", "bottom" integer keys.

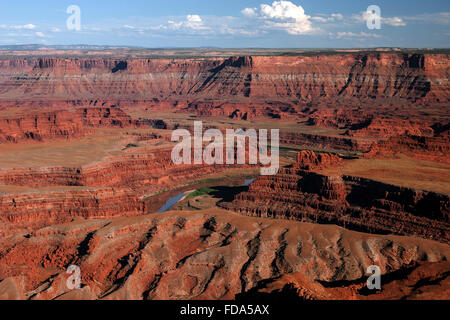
[
  {"left": 0, "top": 111, "right": 87, "bottom": 143},
  {"left": 365, "top": 134, "right": 450, "bottom": 164},
  {"left": 279, "top": 132, "right": 372, "bottom": 153},
  {"left": 345, "top": 118, "right": 435, "bottom": 138},
  {"left": 295, "top": 150, "right": 342, "bottom": 170},
  {"left": 77, "top": 107, "right": 141, "bottom": 128},
  {"left": 0, "top": 53, "right": 448, "bottom": 118},
  {"left": 0, "top": 107, "right": 162, "bottom": 144},
  {"left": 0, "top": 147, "right": 223, "bottom": 190}
]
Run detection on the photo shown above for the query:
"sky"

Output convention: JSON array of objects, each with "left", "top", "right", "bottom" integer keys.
[{"left": 0, "top": 0, "right": 449, "bottom": 48}]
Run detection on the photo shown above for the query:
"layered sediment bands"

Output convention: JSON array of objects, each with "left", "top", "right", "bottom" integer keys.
[
  {"left": 0, "top": 111, "right": 87, "bottom": 143},
  {"left": 280, "top": 131, "right": 372, "bottom": 152},
  {"left": 345, "top": 118, "right": 435, "bottom": 138},
  {"left": 77, "top": 107, "right": 141, "bottom": 128},
  {"left": 0, "top": 188, "right": 144, "bottom": 229},
  {"left": 0, "top": 54, "right": 447, "bottom": 109},
  {"left": 366, "top": 134, "right": 450, "bottom": 163},
  {"left": 0, "top": 146, "right": 235, "bottom": 228},
  {"left": 308, "top": 110, "right": 436, "bottom": 137},
  {"left": 0, "top": 210, "right": 448, "bottom": 300},
  {"left": 221, "top": 152, "right": 450, "bottom": 244},
  {"left": 0, "top": 148, "right": 224, "bottom": 190},
  {"left": 0, "top": 107, "right": 149, "bottom": 144},
  {"left": 296, "top": 150, "right": 343, "bottom": 170}
]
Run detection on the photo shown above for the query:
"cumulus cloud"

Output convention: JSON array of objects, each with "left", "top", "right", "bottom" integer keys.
[
  {"left": 185, "top": 15, "right": 205, "bottom": 29},
  {"left": 35, "top": 31, "right": 45, "bottom": 37},
  {"left": 241, "top": 8, "right": 257, "bottom": 18},
  {"left": 242, "top": 1, "right": 314, "bottom": 35},
  {"left": 167, "top": 14, "right": 208, "bottom": 31}
]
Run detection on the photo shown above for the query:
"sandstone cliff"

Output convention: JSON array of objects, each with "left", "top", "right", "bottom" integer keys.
[
  {"left": 0, "top": 54, "right": 448, "bottom": 120},
  {"left": 221, "top": 151, "right": 450, "bottom": 243}
]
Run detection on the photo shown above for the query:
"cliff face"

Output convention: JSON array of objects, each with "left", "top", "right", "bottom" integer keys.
[
  {"left": 0, "top": 54, "right": 447, "bottom": 110},
  {"left": 0, "top": 107, "right": 152, "bottom": 144},
  {"left": 0, "top": 188, "right": 144, "bottom": 230},
  {"left": 0, "top": 210, "right": 449, "bottom": 300},
  {"left": 77, "top": 107, "right": 141, "bottom": 128},
  {"left": 0, "top": 111, "right": 88, "bottom": 143},
  {"left": 366, "top": 134, "right": 450, "bottom": 163},
  {"left": 221, "top": 151, "right": 450, "bottom": 244},
  {"left": 0, "top": 149, "right": 230, "bottom": 229},
  {"left": 280, "top": 131, "right": 372, "bottom": 152},
  {"left": 0, "top": 147, "right": 229, "bottom": 190}
]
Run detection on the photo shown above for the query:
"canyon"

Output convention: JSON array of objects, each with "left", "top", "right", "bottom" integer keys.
[
  {"left": 221, "top": 151, "right": 449, "bottom": 244},
  {"left": 0, "top": 49, "right": 448, "bottom": 300}
]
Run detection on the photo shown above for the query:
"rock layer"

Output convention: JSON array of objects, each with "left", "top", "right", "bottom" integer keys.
[
  {"left": 0, "top": 54, "right": 448, "bottom": 120},
  {"left": 221, "top": 152, "right": 450, "bottom": 244},
  {"left": 0, "top": 210, "right": 448, "bottom": 300},
  {"left": 0, "top": 111, "right": 87, "bottom": 143}
]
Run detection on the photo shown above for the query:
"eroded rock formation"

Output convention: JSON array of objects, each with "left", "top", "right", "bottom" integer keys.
[
  {"left": 0, "top": 210, "right": 448, "bottom": 300},
  {"left": 221, "top": 151, "right": 450, "bottom": 243},
  {"left": 0, "top": 111, "right": 88, "bottom": 143},
  {"left": 0, "top": 53, "right": 448, "bottom": 120}
]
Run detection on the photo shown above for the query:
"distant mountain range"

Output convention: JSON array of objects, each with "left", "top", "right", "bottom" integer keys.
[
  {"left": 0, "top": 44, "right": 446, "bottom": 52},
  {"left": 0, "top": 44, "right": 144, "bottom": 50}
]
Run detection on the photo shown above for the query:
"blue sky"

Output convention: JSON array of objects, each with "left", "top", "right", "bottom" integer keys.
[{"left": 0, "top": 0, "right": 449, "bottom": 48}]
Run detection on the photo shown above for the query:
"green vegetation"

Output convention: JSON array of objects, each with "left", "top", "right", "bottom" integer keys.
[{"left": 187, "top": 187, "right": 218, "bottom": 198}]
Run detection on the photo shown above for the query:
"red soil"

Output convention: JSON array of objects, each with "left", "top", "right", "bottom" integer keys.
[{"left": 0, "top": 210, "right": 448, "bottom": 300}]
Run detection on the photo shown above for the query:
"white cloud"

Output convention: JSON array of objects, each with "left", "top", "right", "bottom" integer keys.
[
  {"left": 241, "top": 8, "right": 257, "bottom": 18},
  {"left": 312, "top": 13, "right": 343, "bottom": 23},
  {"left": 166, "top": 14, "right": 208, "bottom": 31},
  {"left": 35, "top": 31, "right": 45, "bottom": 37},
  {"left": 242, "top": 1, "right": 314, "bottom": 35},
  {"left": 0, "top": 23, "right": 36, "bottom": 30},
  {"left": 352, "top": 11, "right": 450, "bottom": 27},
  {"left": 383, "top": 17, "right": 406, "bottom": 27},
  {"left": 22, "top": 24, "right": 36, "bottom": 30},
  {"left": 331, "top": 13, "right": 344, "bottom": 20},
  {"left": 336, "top": 31, "right": 382, "bottom": 39},
  {"left": 185, "top": 14, "right": 205, "bottom": 30}
]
